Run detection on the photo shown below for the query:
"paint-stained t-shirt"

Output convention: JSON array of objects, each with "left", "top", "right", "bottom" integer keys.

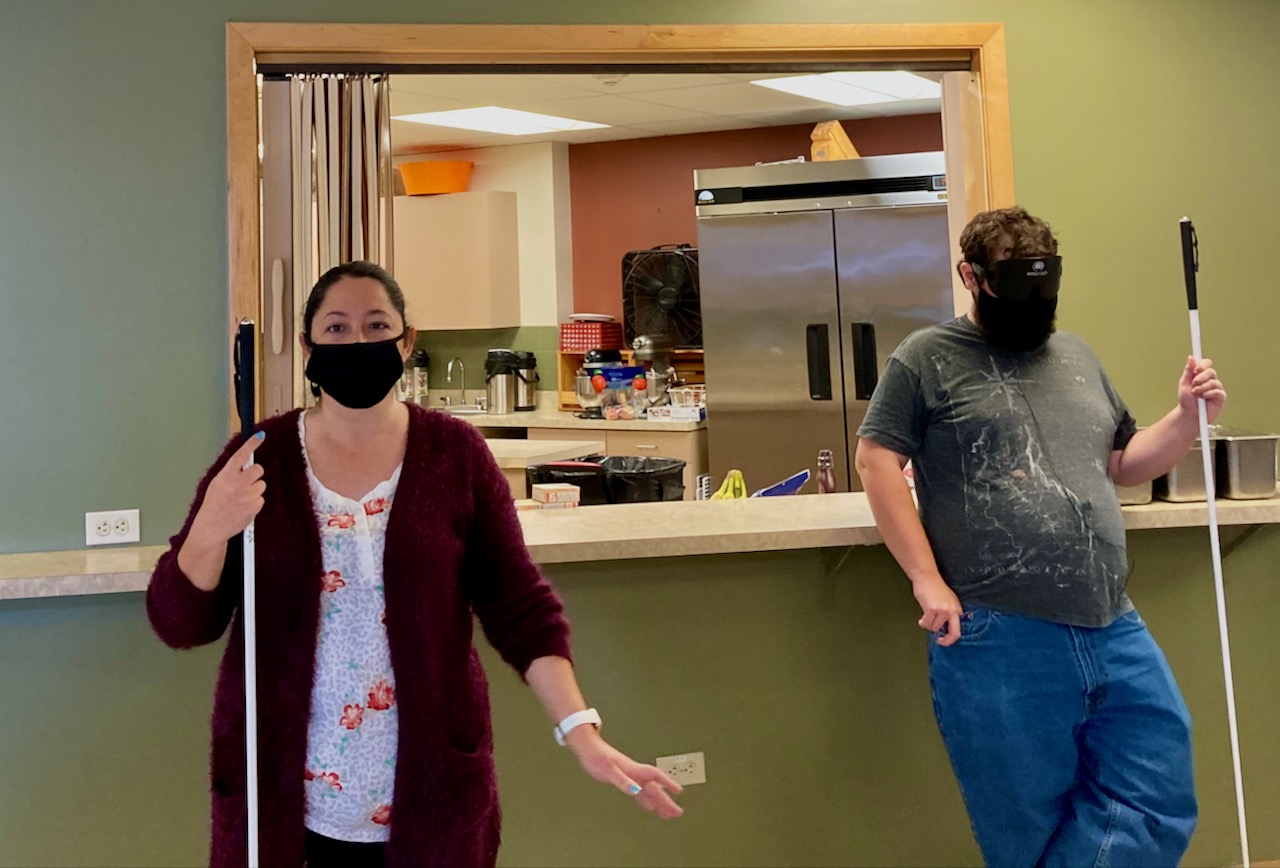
[{"left": 857, "top": 316, "right": 1139, "bottom": 627}]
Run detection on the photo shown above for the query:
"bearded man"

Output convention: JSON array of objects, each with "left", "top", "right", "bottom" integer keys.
[{"left": 855, "top": 207, "right": 1226, "bottom": 867}]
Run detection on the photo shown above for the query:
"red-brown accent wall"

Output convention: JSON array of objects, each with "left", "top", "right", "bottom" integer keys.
[{"left": 568, "top": 113, "right": 943, "bottom": 319}]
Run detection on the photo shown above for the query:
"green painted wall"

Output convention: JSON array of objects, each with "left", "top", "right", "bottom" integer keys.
[
  {"left": 1, "top": 0, "right": 1279, "bottom": 865},
  {"left": 3, "top": 0, "right": 1278, "bottom": 553},
  {"left": 1, "top": 533, "right": 1276, "bottom": 866},
  {"left": 416, "top": 326, "right": 559, "bottom": 393}
]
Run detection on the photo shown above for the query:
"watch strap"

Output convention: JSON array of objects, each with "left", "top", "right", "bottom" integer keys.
[{"left": 554, "top": 707, "right": 602, "bottom": 746}]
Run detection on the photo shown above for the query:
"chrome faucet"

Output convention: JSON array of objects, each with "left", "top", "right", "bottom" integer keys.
[{"left": 446, "top": 357, "right": 467, "bottom": 405}]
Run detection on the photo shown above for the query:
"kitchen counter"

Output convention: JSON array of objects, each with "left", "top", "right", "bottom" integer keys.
[
  {"left": 486, "top": 437, "right": 605, "bottom": 499},
  {"left": 484, "top": 438, "right": 604, "bottom": 470},
  {"left": 5, "top": 489, "right": 1279, "bottom": 600},
  {"left": 457, "top": 402, "right": 706, "bottom": 432}
]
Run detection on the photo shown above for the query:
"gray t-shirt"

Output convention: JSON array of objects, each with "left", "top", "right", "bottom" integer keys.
[{"left": 857, "top": 317, "right": 1138, "bottom": 627}]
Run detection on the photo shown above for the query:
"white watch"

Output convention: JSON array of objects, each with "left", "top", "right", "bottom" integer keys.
[{"left": 554, "top": 708, "right": 602, "bottom": 746}]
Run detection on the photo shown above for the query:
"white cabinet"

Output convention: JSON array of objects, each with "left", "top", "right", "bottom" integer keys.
[{"left": 393, "top": 192, "right": 520, "bottom": 329}]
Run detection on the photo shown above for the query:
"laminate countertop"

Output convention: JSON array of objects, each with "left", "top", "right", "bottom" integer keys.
[
  {"left": 451, "top": 403, "right": 705, "bottom": 433},
  {"left": 4, "top": 490, "right": 1278, "bottom": 601},
  {"left": 485, "top": 438, "right": 605, "bottom": 469}
]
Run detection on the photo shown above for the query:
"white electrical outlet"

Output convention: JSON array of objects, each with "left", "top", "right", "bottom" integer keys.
[
  {"left": 656, "top": 751, "right": 707, "bottom": 786},
  {"left": 85, "top": 509, "right": 140, "bottom": 546}
]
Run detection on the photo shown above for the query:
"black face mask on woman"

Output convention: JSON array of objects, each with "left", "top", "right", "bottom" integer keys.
[{"left": 305, "top": 334, "right": 407, "bottom": 409}]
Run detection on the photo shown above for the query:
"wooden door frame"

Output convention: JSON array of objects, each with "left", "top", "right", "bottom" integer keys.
[{"left": 226, "top": 22, "right": 1014, "bottom": 410}]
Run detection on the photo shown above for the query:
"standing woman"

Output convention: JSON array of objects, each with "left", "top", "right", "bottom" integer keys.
[{"left": 147, "top": 261, "right": 682, "bottom": 868}]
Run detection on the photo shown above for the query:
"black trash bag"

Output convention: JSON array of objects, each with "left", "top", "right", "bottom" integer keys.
[
  {"left": 527, "top": 457, "right": 609, "bottom": 505},
  {"left": 599, "top": 456, "right": 686, "bottom": 503}
]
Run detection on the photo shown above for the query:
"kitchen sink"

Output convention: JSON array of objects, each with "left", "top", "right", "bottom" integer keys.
[{"left": 444, "top": 405, "right": 489, "bottom": 416}]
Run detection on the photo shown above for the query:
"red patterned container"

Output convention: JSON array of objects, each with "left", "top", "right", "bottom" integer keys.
[{"left": 559, "top": 321, "right": 624, "bottom": 352}]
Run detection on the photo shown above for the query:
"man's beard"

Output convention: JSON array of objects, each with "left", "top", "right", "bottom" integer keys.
[{"left": 975, "top": 290, "right": 1058, "bottom": 352}]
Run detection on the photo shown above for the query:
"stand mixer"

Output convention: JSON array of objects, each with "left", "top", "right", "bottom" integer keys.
[
  {"left": 574, "top": 348, "right": 624, "bottom": 419},
  {"left": 631, "top": 334, "right": 682, "bottom": 406},
  {"left": 574, "top": 371, "right": 604, "bottom": 418}
]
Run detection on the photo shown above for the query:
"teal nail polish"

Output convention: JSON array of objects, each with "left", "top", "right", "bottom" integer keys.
[
  {"left": 628, "top": 784, "right": 641, "bottom": 795},
  {"left": 255, "top": 431, "right": 265, "bottom": 440}
]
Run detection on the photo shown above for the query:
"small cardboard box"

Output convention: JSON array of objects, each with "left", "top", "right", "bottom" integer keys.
[
  {"left": 531, "top": 483, "right": 581, "bottom": 504},
  {"left": 513, "top": 499, "right": 541, "bottom": 512},
  {"left": 647, "top": 405, "right": 705, "bottom": 423},
  {"left": 538, "top": 500, "right": 580, "bottom": 510}
]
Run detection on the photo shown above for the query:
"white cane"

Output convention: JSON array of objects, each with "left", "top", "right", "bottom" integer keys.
[
  {"left": 1180, "top": 218, "right": 1249, "bottom": 867},
  {"left": 234, "top": 319, "right": 261, "bottom": 867}
]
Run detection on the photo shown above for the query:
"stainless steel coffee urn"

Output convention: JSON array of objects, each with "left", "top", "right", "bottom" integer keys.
[
  {"left": 514, "top": 351, "right": 539, "bottom": 411},
  {"left": 399, "top": 349, "right": 429, "bottom": 405},
  {"left": 410, "top": 350, "right": 429, "bottom": 405},
  {"left": 484, "top": 349, "right": 518, "bottom": 415}
]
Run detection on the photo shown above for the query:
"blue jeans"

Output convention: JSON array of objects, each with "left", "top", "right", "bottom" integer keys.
[{"left": 928, "top": 608, "right": 1197, "bottom": 868}]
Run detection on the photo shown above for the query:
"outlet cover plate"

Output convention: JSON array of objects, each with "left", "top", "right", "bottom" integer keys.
[
  {"left": 85, "top": 509, "right": 140, "bottom": 546},
  {"left": 656, "top": 751, "right": 707, "bottom": 786}
]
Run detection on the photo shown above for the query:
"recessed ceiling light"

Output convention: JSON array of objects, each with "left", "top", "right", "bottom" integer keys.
[
  {"left": 826, "top": 71, "right": 941, "bottom": 100},
  {"left": 750, "top": 71, "right": 940, "bottom": 107},
  {"left": 750, "top": 75, "right": 897, "bottom": 107},
  {"left": 392, "top": 106, "right": 609, "bottom": 136}
]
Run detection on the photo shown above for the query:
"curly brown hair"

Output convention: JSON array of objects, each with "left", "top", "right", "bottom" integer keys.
[{"left": 959, "top": 206, "right": 1059, "bottom": 269}]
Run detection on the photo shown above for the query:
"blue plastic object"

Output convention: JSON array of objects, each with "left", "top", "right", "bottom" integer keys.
[{"left": 751, "top": 468, "right": 811, "bottom": 497}]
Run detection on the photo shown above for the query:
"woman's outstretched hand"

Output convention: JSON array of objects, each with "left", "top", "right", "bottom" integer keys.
[{"left": 564, "top": 726, "right": 684, "bottom": 819}]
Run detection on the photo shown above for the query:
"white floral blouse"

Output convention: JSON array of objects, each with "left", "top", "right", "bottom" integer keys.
[{"left": 299, "top": 412, "right": 402, "bottom": 842}]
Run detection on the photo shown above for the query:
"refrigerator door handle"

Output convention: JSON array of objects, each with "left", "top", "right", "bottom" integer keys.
[
  {"left": 851, "top": 322, "right": 879, "bottom": 400},
  {"left": 805, "top": 324, "right": 833, "bottom": 400}
]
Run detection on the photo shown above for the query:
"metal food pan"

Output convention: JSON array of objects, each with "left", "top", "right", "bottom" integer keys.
[
  {"left": 1153, "top": 425, "right": 1278, "bottom": 502},
  {"left": 1215, "top": 428, "right": 1278, "bottom": 500},
  {"left": 1154, "top": 428, "right": 1224, "bottom": 503},
  {"left": 1115, "top": 480, "right": 1153, "bottom": 506}
]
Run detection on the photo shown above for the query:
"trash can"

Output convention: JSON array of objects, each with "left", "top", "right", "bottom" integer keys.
[
  {"left": 601, "top": 456, "right": 686, "bottom": 503},
  {"left": 527, "top": 456, "right": 686, "bottom": 504},
  {"left": 527, "top": 458, "right": 610, "bottom": 505}
]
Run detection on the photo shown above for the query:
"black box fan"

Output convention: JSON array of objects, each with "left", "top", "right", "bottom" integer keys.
[{"left": 621, "top": 244, "right": 702, "bottom": 349}]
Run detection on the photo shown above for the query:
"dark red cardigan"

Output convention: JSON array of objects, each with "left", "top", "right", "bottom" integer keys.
[{"left": 147, "top": 405, "right": 572, "bottom": 868}]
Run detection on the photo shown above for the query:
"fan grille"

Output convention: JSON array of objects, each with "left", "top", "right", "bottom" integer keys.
[{"left": 622, "top": 247, "right": 702, "bottom": 349}]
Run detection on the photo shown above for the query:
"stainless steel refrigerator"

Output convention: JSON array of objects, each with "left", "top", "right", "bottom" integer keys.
[{"left": 694, "top": 152, "right": 955, "bottom": 493}]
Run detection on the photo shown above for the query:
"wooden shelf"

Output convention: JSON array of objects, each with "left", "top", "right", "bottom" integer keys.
[{"left": 556, "top": 349, "right": 705, "bottom": 411}]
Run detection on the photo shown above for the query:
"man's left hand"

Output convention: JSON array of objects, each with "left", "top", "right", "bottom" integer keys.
[{"left": 1178, "top": 356, "right": 1226, "bottom": 424}]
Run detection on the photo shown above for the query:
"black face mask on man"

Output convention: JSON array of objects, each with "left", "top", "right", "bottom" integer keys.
[
  {"left": 969, "top": 256, "right": 1063, "bottom": 352},
  {"left": 305, "top": 334, "right": 407, "bottom": 409}
]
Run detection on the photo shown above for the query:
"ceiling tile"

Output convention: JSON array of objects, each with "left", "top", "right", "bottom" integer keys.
[
  {"left": 628, "top": 82, "right": 831, "bottom": 117},
  {"left": 733, "top": 106, "right": 880, "bottom": 126},
  {"left": 550, "top": 126, "right": 652, "bottom": 144},
  {"left": 716, "top": 71, "right": 807, "bottom": 83},
  {"left": 394, "top": 123, "right": 649, "bottom": 152},
  {"left": 389, "top": 90, "right": 474, "bottom": 116},
  {"left": 626, "top": 117, "right": 769, "bottom": 137},
  {"left": 391, "top": 120, "right": 502, "bottom": 151},
  {"left": 524, "top": 73, "right": 736, "bottom": 95},
  {"left": 855, "top": 100, "right": 942, "bottom": 118},
  {"left": 392, "top": 74, "right": 597, "bottom": 104},
  {"left": 520, "top": 94, "right": 713, "bottom": 126}
]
